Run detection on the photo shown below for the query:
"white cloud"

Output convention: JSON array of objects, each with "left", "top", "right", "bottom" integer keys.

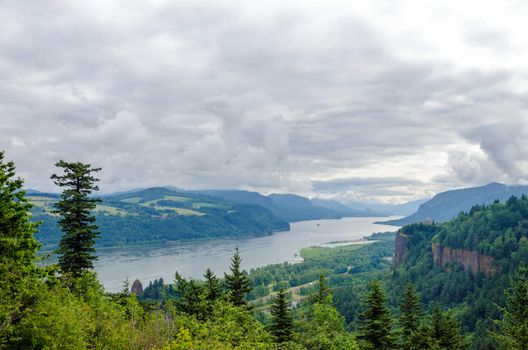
[{"left": 1, "top": 0, "right": 528, "bottom": 202}]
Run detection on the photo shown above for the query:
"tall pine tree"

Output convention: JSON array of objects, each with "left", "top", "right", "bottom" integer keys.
[
  {"left": 270, "top": 288, "right": 294, "bottom": 344},
  {"left": 174, "top": 272, "right": 205, "bottom": 318},
  {"left": 492, "top": 266, "right": 528, "bottom": 349},
  {"left": 204, "top": 268, "right": 223, "bottom": 303},
  {"left": 0, "top": 151, "right": 40, "bottom": 271},
  {"left": 430, "top": 305, "right": 466, "bottom": 349},
  {"left": 224, "top": 248, "right": 252, "bottom": 307},
  {"left": 399, "top": 284, "right": 423, "bottom": 350},
  {"left": 310, "top": 274, "right": 332, "bottom": 304},
  {"left": 51, "top": 161, "right": 101, "bottom": 276},
  {"left": 0, "top": 151, "right": 40, "bottom": 343},
  {"left": 358, "top": 280, "right": 396, "bottom": 350}
]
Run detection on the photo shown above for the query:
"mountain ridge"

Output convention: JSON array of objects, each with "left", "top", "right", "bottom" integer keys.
[
  {"left": 29, "top": 187, "right": 290, "bottom": 249},
  {"left": 379, "top": 182, "right": 528, "bottom": 226},
  {"left": 194, "top": 189, "right": 374, "bottom": 222}
]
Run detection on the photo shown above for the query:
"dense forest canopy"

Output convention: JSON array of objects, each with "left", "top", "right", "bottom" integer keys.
[{"left": 390, "top": 196, "right": 528, "bottom": 349}]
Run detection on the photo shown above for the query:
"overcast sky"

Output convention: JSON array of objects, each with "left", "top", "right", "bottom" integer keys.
[{"left": 1, "top": 0, "right": 528, "bottom": 203}]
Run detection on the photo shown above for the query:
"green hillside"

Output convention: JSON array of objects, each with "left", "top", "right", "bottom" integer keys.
[
  {"left": 30, "top": 187, "right": 290, "bottom": 249},
  {"left": 390, "top": 195, "right": 528, "bottom": 349}
]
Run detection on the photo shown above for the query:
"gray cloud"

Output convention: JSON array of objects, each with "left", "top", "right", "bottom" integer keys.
[
  {"left": 313, "top": 177, "right": 424, "bottom": 192},
  {"left": 1, "top": 0, "right": 528, "bottom": 202}
]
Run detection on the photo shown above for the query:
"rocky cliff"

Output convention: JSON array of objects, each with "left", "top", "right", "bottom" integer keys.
[
  {"left": 432, "top": 243, "right": 498, "bottom": 276},
  {"left": 394, "top": 230, "right": 408, "bottom": 265},
  {"left": 131, "top": 279, "right": 143, "bottom": 295}
]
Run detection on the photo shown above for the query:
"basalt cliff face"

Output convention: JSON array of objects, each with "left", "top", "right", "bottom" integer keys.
[
  {"left": 431, "top": 243, "right": 498, "bottom": 277},
  {"left": 394, "top": 230, "right": 408, "bottom": 265},
  {"left": 394, "top": 228, "right": 498, "bottom": 276}
]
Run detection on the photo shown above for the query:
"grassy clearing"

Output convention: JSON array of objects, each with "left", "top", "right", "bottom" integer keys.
[
  {"left": 29, "top": 201, "right": 51, "bottom": 209},
  {"left": 142, "top": 196, "right": 192, "bottom": 207},
  {"left": 300, "top": 243, "right": 366, "bottom": 260},
  {"left": 120, "top": 196, "right": 142, "bottom": 203},
  {"left": 94, "top": 205, "right": 129, "bottom": 216},
  {"left": 192, "top": 202, "right": 230, "bottom": 209},
  {"left": 153, "top": 206, "right": 205, "bottom": 216},
  {"left": 28, "top": 196, "right": 57, "bottom": 213},
  {"left": 28, "top": 196, "right": 56, "bottom": 207},
  {"left": 164, "top": 196, "right": 192, "bottom": 202},
  {"left": 251, "top": 280, "right": 317, "bottom": 309},
  {"left": 28, "top": 196, "right": 58, "bottom": 202}
]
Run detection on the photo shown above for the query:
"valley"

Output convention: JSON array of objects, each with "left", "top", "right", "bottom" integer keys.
[{"left": 44, "top": 216, "right": 399, "bottom": 292}]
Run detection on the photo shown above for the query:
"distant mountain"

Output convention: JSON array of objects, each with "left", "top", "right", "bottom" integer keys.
[
  {"left": 98, "top": 188, "right": 148, "bottom": 197},
  {"left": 344, "top": 198, "right": 427, "bottom": 216},
  {"left": 310, "top": 198, "right": 376, "bottom": 216},
  {"left": 196, "top": 190, "right": 371, "bottom": 222},
  {"left": 268, "top": 193, "right": 360, "bottom": 222},
  {"left": 198, "top": 189, "right": 273, "bottom": 208},
  {"left": 29, "top": 187, "right": 289, "bottom": 249},
  {"left": 379, "top": 182, "right": 528, "bottom": 226}
]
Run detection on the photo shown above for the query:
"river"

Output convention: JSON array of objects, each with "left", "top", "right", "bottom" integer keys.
[{"left": 55, "top": 216, "right": 399, "bottom": 292}]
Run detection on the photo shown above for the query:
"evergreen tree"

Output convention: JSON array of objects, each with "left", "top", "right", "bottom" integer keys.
[
  {"left": 399, "top": 284, "right": 423, "bottom": 350},
  {"left": 51, "top": 161, "right": 101, "bottom": 276},
  {"left": 174, "top": 272, "right": 205, "bottom": 318},
  {"left": 411, "top": 322, "right": 435, "bottom": 350},
  {"left": 224, "top": 248, "right": 252, "bottom": 307},
  {"left": 204, "top": 268, "right": 223, "bottom": 303},
  {"left": 269, "top": 288, "right": 293, "bottom": 343},
  {"left": 492, "top": 266, "right": 528, "bottom": 349},
  {"left": 358, "top": 280, "right": 396, "bottom": 350},
  {"left": 0, "top": 151, "right": 40, "bottom": 271},
  {"left": 431, "top": 306, "right": 444, "bottom": 344},
  {"left": 301, "top": 302, "right": 360, "bottom": 350},
  {"left": 430, "top": 305, "right": 465, "bottom": 349},
  {"left": 0, "top": 151, "right": 40, "bottom": 343},
  {"left": 311, "top": 274, "right": 332, "bottom": 304}
]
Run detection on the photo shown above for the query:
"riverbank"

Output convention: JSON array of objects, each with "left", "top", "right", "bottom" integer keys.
[{"left": 86, "top": 217, "right": 399, "bottom": 292}]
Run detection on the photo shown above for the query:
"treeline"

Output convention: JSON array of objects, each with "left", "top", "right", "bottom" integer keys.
[
  {"left": 140, "top": 263, "right": 468, "bottom": 350},
  {"left": 435, "top": 195, "right": 528, "bottom": 262},
  {"left": 33, "top": 206, "right": 290, "bottom": 250}
]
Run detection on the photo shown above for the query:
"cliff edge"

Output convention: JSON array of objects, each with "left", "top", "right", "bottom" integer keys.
[{"left": 432, "top": 243, "right": 498, "bottom": 277}]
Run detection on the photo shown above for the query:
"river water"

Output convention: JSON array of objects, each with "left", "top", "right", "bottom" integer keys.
[{"left": 67, "top": 216, "right": 398, "bottom": 291}]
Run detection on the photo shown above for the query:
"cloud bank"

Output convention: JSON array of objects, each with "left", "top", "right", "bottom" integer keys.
[{"left": 1, "top": 0, "right": 527, "bottom": 203}]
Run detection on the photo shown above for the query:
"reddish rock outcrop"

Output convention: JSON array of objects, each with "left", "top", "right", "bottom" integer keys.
[
  {"left": 394, "top": 230, "right": 408, "bottom": 265},
  {"left": 432, "top": 243, "right": 498, "bottom": 276},
  {"left": 131, "top": 279, "right": 143, "bottom": 295}
]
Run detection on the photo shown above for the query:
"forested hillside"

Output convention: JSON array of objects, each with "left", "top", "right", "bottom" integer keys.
[
  {"left": 390, "top": 195, "right": 528, "bottom": 349},
  {"left": 30, "top": 188, "right": 289, "bottom": 249}
]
